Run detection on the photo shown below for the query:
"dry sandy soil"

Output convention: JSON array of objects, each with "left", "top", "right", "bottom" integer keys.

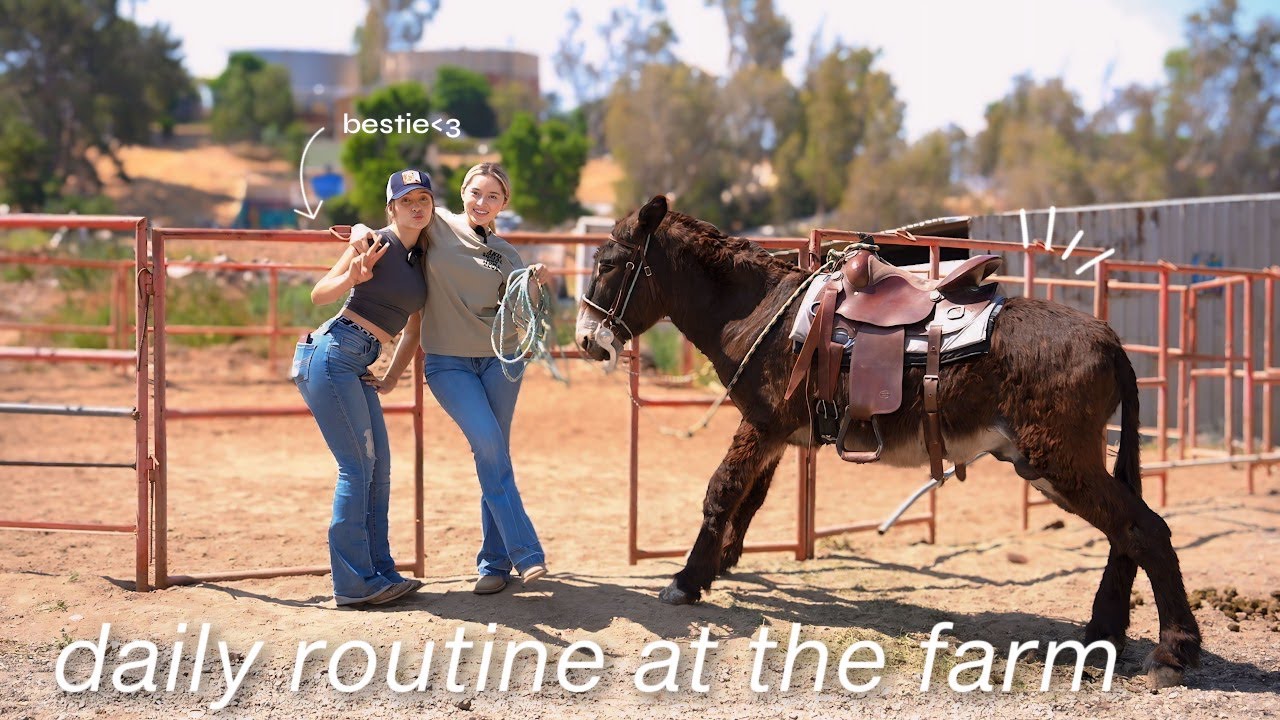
[
  {"left": 1, "top": 345, "right": 1278, "bottom": 719},
  {"left": 89, "top": 128, "right": 291, "bottom": 228}
]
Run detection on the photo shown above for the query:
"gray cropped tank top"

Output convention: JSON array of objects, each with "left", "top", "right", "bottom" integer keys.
[{"left": 343, "top": 229, "right": 427, "bottom": 336}]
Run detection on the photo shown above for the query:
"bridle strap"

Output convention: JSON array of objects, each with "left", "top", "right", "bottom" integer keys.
[
  {"left": 584, "top": 232, "right": 653, "bottom": 341},
  {"left": 580, "top": 294, "right": 634, "bottom": 340}
]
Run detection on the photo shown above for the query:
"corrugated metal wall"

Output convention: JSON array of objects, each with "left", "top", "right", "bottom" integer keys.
[{"left": 968, "top": 194, "right": 1280, "bottom": 446}]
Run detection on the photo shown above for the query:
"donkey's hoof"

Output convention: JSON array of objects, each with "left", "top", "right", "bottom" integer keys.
[
  {"left": 1146, "top": 664, "right": 1184, "bottom": 689},
  {"left": 658, "top": 582, "right": 697, "bottom": 605}
]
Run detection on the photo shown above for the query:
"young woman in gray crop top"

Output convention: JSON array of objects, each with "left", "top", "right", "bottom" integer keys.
[{"left": 290, "top": 168, "right": 432, "bottom": 608}]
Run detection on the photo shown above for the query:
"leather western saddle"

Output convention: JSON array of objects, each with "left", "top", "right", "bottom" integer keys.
[{"left": 785, "top": 245, "right": 1002, "bottom": 482}]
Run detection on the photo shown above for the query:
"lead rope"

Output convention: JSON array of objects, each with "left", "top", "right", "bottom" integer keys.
[
  {"left": 492, "top": 268, "right": 567, "bottom": 384},
  {"left": 659, "top": 253, "right": 845, "bottom": 438}
]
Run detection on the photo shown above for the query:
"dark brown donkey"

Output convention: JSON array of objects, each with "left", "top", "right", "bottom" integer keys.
[{"left": 575, "top": 196, "right": 1201, "bottom": 687}]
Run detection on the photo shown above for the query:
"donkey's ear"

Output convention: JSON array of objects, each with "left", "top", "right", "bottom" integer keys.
[{"left": 636, "top": 195, "right": 668, "bottom": 235}]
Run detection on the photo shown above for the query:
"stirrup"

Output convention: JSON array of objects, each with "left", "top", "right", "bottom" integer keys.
[
  {"left": 836, "top": 415, "right": 883, "bottom": 463},
  {"left": 815, "top": 400, "right": 840, "bottom": 443}
]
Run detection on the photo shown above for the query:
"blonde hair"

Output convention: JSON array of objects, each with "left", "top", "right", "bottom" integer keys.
[{"left": 461, "top": 162, "right": 512, "bottom": 232}]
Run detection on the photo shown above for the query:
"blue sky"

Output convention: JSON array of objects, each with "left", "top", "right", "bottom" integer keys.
[{"left": 134, "top": 0, "right": 1278, "bottom": 140}]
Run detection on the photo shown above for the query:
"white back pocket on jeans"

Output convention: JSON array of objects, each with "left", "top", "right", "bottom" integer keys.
[{"left": 290, "top": 342, "right": 316, "bottom": 382}]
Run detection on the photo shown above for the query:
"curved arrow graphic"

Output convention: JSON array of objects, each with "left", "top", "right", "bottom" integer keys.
[{"left": 293, "top": 127, "right": 326, "bottom": 220}]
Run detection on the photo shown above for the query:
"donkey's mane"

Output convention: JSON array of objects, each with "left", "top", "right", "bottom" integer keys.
[{"left": 659, "top": 211, "right": 804, "bottom": 281}]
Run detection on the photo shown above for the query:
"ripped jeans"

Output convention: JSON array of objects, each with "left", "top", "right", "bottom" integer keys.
[{"left": 292, "top": 317, "right": 406, "bottom": 604}]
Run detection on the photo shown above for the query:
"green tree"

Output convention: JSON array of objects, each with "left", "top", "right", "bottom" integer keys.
[
  {"left": 1158, "top": 0, "right": 1278, "bottom": 195},
  {"left": 972, "top": 76, "right": 1092, "bottom": 209},
  {"left": 967, "top": 0, "right": 1280, "bottom": 212},
  {"left": 604, "top": 62, "right": 727, "bottom": 224},
  {"left": 796, "top": 45, "right": 904, "bottom": 217},
  {"left": 766, "top": 22, "right": 837, "bottom": 222},
  {"left": 710, "top": 0, "right": 792, "bottom": 72},
  {"left": 354, "top": 6, "right": 386, "bottom": 87},
  {"left": 769, "top": 129, "right": 816, "bottom": 222},
  {"left": 839, "top": 129, "right": 960, "bottom": 230},
  {"left": 433, "top": 163, "right": 472, "bottom": 213},
  {"left": 433, "top": 66, "right": 497, "bottom": 138},
  {"left": 0, "top": 0, "right": 192, "bottom": 209},
  {"left": 354, "top": 0, "right": 441, "bottom": 86},
  {"left": 554, "top": 0, "right": 678, "bottom": 153},
  {"left": 1085, "top": 85, "right": 1168, "bottom": 202},
  {"left": 490, "top": 80, "right": 545, "bottom": 133},
  {"left": 340, "top": 82, "right": 435, "bottom": 219},
  {"left": 0, "top": 114, "right": 50, "bottom": 210},
  {"left": 209, "top": 53, "right": 295, "bottom": 143},
  {"left": 708, "top": 0, "right": 800, "bottom": 227},
  {"left": 497, "top": 112, "right": 589, "bottom": 227}
]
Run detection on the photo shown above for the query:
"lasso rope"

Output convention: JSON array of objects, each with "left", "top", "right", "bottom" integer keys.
[
  {"left": 658, "top": 249, "right": 853, "bottom": 438},
  {"left": 492, "top": 267, "right": 567, "bottom": 384}
]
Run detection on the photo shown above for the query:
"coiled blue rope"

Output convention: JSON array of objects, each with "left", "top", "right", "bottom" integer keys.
[{"left": 492, "top": 267, "right": 567, "bottom": 383}]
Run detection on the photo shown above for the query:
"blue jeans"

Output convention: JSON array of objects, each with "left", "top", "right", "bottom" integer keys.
[
  {"left": 292, "top": 318, "right": 406, "bottom": 605},
  {"left": 424, "top": 353, "right": 545, "bottom": 578}
]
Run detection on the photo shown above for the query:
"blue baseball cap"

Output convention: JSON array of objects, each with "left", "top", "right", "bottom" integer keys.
[{"left": 386, "top": 169, "right": 433, "bottom": 202}]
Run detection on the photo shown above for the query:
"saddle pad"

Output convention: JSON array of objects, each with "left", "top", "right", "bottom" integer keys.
[
  {"left": 790, "top": 292, "right": 1005, "bottom": 367},
  {"left": 905, "top": 297, "right": 1005, "bottom": 358},
  {"left": 789, "top": 271, "right": 842, "bottom": 343}
]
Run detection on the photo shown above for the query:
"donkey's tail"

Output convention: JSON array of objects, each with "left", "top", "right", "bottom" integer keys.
[{"left": 1112, "top": 342, "right": 1143, "bottom": 496}]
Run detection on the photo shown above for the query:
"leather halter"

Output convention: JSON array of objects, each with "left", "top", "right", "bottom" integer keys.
[{"left": 581, "top": 233, "right": 653, "bottom": 342}]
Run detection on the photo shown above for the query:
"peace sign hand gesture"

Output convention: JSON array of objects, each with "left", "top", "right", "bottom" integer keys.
[{"left": 345, "top": 237, "right": 390, "bottom": 287}]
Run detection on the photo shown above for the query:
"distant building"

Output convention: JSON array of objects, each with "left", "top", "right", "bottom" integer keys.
[
  {"left": 382, "top": 49, "right": 538, "bottom": 99},
  {"left": 245, "top": 50, "right": 360, "bottom": 106}
]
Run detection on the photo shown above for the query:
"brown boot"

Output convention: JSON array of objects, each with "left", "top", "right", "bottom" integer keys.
[{"left": 473, "top": 575, "right": 508, "bottom": 595}]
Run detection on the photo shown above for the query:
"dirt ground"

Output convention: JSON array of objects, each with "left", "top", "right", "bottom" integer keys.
[{"left": 1, "top": 348, "right": 1278, "bottom": 719}]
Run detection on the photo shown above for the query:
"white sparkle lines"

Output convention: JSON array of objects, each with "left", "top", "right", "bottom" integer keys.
[
  {"left": 1017, "top": 207, "right": 1114, "bottom": 273},
  {"left": 1062, "top": 230, "right": 1086, "bottom": 259},
  {"left": 1075, "top": 248, "right": 1117, "bottom": 275}
]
